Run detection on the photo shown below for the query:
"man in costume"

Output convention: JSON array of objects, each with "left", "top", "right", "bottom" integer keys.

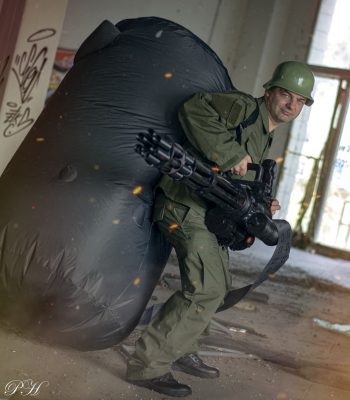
[{"left": 127, "top": 61, "right": 315, "bottom": 397}]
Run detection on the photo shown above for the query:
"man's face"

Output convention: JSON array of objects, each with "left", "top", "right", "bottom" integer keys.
[{"left": 265, "top": 87, "right": 306, "bottom": 126}]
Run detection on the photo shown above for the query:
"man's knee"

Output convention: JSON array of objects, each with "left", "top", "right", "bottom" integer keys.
[{"left": 183, "top": 286, "right": 225, "bottom": 315}]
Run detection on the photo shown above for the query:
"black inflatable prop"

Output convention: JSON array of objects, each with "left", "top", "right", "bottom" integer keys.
[{"left": 0, "top": 17, "right": 233, "bottom": 349}]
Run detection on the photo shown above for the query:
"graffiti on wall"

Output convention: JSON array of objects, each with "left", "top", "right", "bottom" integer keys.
[{"left": 2, "top": 28, "right": 56, "bottom": 138}]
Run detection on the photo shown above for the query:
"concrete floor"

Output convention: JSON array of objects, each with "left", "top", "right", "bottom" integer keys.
[
  {"left": 0, "top": 243, "right": 350, "bottom": 400},
  {"left": 230, "top": 239, "right": 350, "bottom": 291}
]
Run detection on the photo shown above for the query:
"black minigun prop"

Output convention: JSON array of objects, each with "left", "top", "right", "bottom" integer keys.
[{"left": 135, "top": 129, "right": 287, "bottom": 251}]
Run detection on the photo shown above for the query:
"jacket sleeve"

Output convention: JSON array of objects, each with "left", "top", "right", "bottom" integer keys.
[{"left": 178, "top": 92, "right": 249, "bottom": 171}]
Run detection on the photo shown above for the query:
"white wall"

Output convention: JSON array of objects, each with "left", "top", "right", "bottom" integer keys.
[
  {"left": 59, "top": 0, "right": 249, "bottom": 81},
  {"left": 59, "top": 0, "right": 248, "bottom": 62},
  {"left": 0, "top": 0, "right": 67, "bottom": 175},
  {"left": 229, "top": 0, "right": 320, "bottom": 160},
  {"left": 60, "top": 0, "right": 318, "bottom": 92}
]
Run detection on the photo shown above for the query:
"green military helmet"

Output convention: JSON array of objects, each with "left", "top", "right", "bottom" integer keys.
[{"left": 263, "top": 61, "right": 315, "bottom": 106}]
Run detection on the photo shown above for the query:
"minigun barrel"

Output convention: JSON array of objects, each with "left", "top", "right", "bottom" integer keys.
[{"left": 136, "top": 131, "right": 249, "bottom": 213}]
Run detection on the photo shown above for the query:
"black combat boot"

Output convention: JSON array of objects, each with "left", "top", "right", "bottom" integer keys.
[
  {"left": 172, "top": 353, "right": 220, "bottom": 378},
  {"left": 128, "top": 372, "right": 192, "bottom": 397}
]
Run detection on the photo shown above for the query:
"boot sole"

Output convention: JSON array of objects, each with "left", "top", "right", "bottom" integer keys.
[
  {"left": 128, "top": 379, "right": 192, "bottom": 397},
  {"left": 172, "top": 364, "right": 220, "bottom": 379}
]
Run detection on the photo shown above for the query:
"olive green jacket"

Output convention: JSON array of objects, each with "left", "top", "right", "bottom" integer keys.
[{"left": 157, "top": 90, "right": 274, "bottom": 212}]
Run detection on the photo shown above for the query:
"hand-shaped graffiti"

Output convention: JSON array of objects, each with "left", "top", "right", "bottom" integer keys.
[
  {"left": 3, "top": 28, "right": 56, "bottom": 137},
  {"left": 12, "top": 44, "right": 48, "bottom": 104}
]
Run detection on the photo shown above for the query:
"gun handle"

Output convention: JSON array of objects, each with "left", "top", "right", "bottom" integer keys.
[
  {"left": 247, "top": 160, "right": 277, "bottom": 188},
  {"left": 261, "top": 159, "right": 277, "bottom": 192},
  {"left": 247, "top": 163, "right": 263, "bottom": 181}
]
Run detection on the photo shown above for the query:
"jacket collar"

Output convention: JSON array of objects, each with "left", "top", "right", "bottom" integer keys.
[{"left": 258, "top": 97, "right": 272, "bottom": 134}]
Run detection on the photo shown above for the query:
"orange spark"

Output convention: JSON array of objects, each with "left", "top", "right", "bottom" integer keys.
[
  {"left": 133, "top": 277, "right": 141, "bottom": 286},
  {"left": 275, "top": 156, "right": 284, "bottom": 164},
  {"left": 168, "top": 223, "right": 179, "bottom": 231},
  {"left": 211, "top": 165, "right": 220, "bottom": 172},
  {"left": 164, "top": 72, "right": 173, "bottom": 79},
  {"left": 245, "top": 236, "right": 254, "bottom": 245},
  {"left": 35, "top": 137, "right": 45, "bottom": 142},
  {"left": 132, "top": 186, "right": 143, "bottom": 195}
]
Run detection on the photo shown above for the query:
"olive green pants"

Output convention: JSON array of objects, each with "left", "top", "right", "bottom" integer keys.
[{"left": 126, "top": 195, "right": 231, "bottom": 380}]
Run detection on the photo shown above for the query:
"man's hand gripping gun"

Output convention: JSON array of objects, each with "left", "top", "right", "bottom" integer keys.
[{"left": 135, "top": 129, "right": 288, "bottom": 251}]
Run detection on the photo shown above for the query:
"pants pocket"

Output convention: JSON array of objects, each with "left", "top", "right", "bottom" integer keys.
[
  {"left": 155, "top": 198, "right": 192, "bottom": 243},
  {"left": 172, "top": 203, "right": 190, "bottom": 226},
  {"left": 152, "top": 199, "right": 165, "bottom": 222}
]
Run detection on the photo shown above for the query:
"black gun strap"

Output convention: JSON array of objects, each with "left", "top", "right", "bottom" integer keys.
[
  {"left": 139, "top": 220, "right": 291, "bottom": 325},
  {"left": 228, "top": 98, "right": 260, "bottom": 145},
  {"left": 216, "top": 219, "right": 291, "bottom": 312}
]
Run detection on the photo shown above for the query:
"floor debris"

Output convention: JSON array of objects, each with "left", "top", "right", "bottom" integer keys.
[{"left": 313, "top": 318, "right": 350, "bottom": 336}]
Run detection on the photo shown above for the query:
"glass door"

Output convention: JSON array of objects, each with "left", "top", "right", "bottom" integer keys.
[
  {"left": 276, "top": 0, "right": 350, "bottom": 257},
  {"left": 276, "top": 75, "right": 340, "bottom": 235},
  {"left": 276, "top": 73, "right": 350, "bottom": 256},
  {"left": 314, "top": 88, "right": 350, "bottom": 250}
]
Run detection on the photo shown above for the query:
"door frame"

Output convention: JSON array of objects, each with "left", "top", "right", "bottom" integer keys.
[{"left": 305, "top": 65, "right": 350, "bottom": 260}]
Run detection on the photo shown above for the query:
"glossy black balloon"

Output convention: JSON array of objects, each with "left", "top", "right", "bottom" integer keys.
[{"left": 0, "top": 17, "right": 233, "bottom": 349}]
